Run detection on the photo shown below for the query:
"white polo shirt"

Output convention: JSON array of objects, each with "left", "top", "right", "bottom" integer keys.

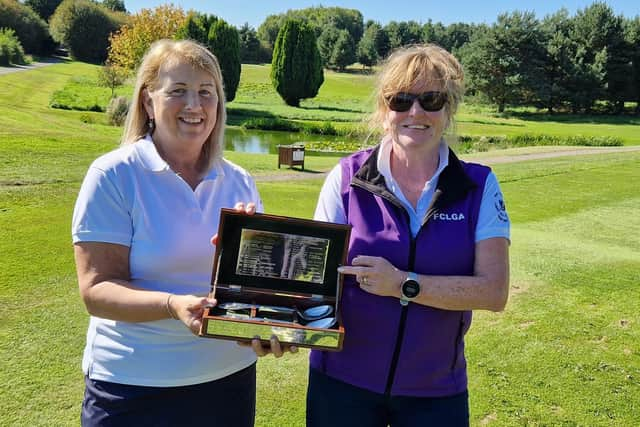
[{"left": 72, "top": 136, "right": 261, "bottom": 387}]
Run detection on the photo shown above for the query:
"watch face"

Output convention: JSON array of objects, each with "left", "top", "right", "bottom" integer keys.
[{"left": 402, "top": 280, "right": 420, "bottom": 299}]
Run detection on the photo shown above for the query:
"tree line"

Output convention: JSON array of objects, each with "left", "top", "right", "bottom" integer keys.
[
  {"left": 254, "top": 3, "right": 640, "bottom": 113},
  {"left": 2, "top": 0, "right": 639, "bottom": 113}
]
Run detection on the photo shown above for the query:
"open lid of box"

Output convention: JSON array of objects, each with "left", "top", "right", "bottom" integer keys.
[{"left": 211, "top": 209, "right": 351, "bottom": 299}]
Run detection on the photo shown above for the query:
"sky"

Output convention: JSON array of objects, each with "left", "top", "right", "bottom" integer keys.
[{"left": 124, "top": 1, "right": 639, "bottom": 29}]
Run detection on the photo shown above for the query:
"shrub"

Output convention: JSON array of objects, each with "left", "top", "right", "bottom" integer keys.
[
  {"left": 0, "top": 28, "right": 26, "bottom": 65},
  {"left": 241, "top": 118, "right": 346, "bottom": 137},
  {"left": 302, "top": 121, "right": 339, "bottom": 136},
  {"left": 106, "top": 95, "right": 129, "bottom": 126},
  {"left": 509, "top": 133, "right": 623, "bottom": 147},
  {"left": 453, "top": 133, "right": 623, "bottom": 153},
  {"left": 0, "top": 0, "right": 55, "bottom": 55},
  {"left": 49, "top": 0, "right": 125, "bottom": 63},
  {"left": 79, "top": 112, "right": 94, "bottom": 123},
  {"left": 241, "top": 117, "right": 302, "bottom": 132}
]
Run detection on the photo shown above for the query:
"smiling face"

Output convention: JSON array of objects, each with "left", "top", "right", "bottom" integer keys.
[
  {"left": 143, "top": 61, "right": 218, "bottom": 160},
  {"left": 370, "top": 45, "right": 464, "bottom": 155},
  {"left": 383, "top": 82, "right": 448, "bottom": 152}
]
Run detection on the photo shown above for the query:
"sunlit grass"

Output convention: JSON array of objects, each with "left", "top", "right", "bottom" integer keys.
[{"left": 1, "top": 60, "right": 639, "bottom": 426}]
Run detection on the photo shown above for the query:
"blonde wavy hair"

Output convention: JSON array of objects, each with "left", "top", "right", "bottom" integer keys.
[
  {"left": 121, "top": 39, "right": 227, "bottom": 171},
  {"left": 369, "top": 44, "right": 464, "bottom": 135}
]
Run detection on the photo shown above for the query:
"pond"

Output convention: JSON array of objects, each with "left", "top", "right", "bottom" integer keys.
[{"left": 224, "top": 128, "right": 357, "bottom": 154}]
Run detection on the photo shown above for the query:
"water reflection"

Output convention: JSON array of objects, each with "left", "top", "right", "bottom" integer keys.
[{"left": 224, "top": 128, "right": 352, "bottom": 154}]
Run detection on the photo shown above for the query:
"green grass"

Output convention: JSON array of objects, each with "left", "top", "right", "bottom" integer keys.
[
  {"left": 45, "top": 62, "right": 640, "bottom": 145},
  {"left": 466, "top": 153, "right": 640, "bottom": 426},
  {"left": 230, "top": 65, "right": 373, "bottom": 125},
  {"left": 49, "top": 75, "right": 131, "bottom": 112},
  {"left": 2, "top": 151, "right": 638, "bottom": 426},
  {"left": 456, "top": 111, "right": 640, "bottom": 145},
  {"left": 1, "top": 60, "right": 639, "bottom": 426}
]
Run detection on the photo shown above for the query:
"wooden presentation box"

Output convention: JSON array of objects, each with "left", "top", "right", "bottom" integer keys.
[{"left": 199, "top": 209, "right": 350, "bottom": 351}]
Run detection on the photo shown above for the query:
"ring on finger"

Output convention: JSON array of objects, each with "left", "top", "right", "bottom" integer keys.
[{"left": 362, "top": 276, "right": 368, "bottom": 286}]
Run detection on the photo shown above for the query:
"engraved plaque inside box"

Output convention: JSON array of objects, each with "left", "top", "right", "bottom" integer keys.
[{"left": 199, "top": 209, "right": 350, "bottom": 351}]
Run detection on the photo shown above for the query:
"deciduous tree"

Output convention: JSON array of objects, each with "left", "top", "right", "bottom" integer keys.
[
  {"left": 23, "top": 0, "right": 63, "bottom": 21},
  {"left": 317, "top": 25, "right": 339, "bottom": 67},
  {"left": 0, "top": 0, "right": 55, "bottom": 54},
  {"left": 357, "top": 22, "right": 381, "bottom": 67},
  {"left": 257, "top": 6, "right": 363, "bottom": 64},
  {"left": 107, "top": 4, "right": 185, "bottom": 70},
  {"left": 330, "top": 29, "right": 356, "bottom": 71},
  {"left": 102, "top": 0, "right": 126, "bottom": 13},
  {"left": 97, "top": 62, "right": 126, "bottom": 97}
]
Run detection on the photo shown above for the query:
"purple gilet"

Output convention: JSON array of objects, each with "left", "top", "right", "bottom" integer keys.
[{"left": 310, "top": 146, "right": 491, "bottom": 397}]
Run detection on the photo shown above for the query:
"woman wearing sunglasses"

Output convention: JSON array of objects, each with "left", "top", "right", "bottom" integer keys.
[{"left": 308, "top": 44, "right": 511, "bottom": 426}]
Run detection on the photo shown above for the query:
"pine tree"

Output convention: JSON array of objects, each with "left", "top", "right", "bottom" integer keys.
[
  {"left": 357, "top": 23, "right": 381, "bottom": 67},
  {"left": 207, "top": 19, "right": 241, "bottom": 102},
  {"left": 174, "top": 13, "right": 241, "bottom": 102},
  {"left": 271, "top": 20, "right": 324, "bottom": 107}
]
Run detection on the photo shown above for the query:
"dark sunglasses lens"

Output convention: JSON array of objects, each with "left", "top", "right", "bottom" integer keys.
[
  {"left": 388, "top": 93, "right": 414, "bottom": 112},
  {"left": 418, "top": 92, "right": 446, "bottom": 111}
]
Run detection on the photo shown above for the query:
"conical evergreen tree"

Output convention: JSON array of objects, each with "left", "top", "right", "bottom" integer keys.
[{"left": 271, "top": 20, "right": 324, "bottom": 107}]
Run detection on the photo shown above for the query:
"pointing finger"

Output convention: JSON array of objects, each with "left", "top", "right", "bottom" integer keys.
[
  {"left": 351, "top": 256, "right": 378, "bottom": 267},
  {"left": 337, "top": 266, "right": 369, "bottom": 276}
]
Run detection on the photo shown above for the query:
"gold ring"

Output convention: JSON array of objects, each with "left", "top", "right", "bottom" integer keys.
[{"left": 362, "top": 276, "right": 368, "bottom": 285}]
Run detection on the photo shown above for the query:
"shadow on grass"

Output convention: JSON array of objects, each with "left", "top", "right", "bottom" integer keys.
[
  {"left": 500, "top": 111, "right": 640, "bottom": 125},
  {"left": 299, "top": 105, "right": 367, "bottom": 114},
  {"left": 256, "top": 168, "right": 330, "bottom": 180},
  {"left": 327, "top": 67, "right": 374, "bottom": 75},
  {"left": 35, "top": 55, "right": 70, "bottom": 64},
  {"left": 0, "top": 55, "right": 69, "bottom": 72},
  {"left": 277, "top": 167, "right": 327, "bottom": 174},
  {"left": 459, "top": 118, "right": 526, "bottom": 127}
]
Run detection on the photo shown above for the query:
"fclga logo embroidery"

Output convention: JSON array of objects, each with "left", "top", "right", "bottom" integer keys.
[
  {"left": 433, "top": 212, "right": 465, "bottom": 221},
  {"left": 494, "top": 191, "right": 508, "bottom": 222}
]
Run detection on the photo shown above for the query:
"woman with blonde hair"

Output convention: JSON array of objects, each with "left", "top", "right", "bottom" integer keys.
[
  {"left": 72, "top": 39, "right": 263, "bottom": 426},
  {"left": 308, "top": 44, "right": 511, "bottom": 426}
]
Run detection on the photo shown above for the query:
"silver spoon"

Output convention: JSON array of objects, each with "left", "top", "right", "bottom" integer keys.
[{"left": 218, "top": 302, "right": 333, "bottom": 321}]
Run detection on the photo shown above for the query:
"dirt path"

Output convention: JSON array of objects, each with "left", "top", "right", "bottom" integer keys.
[{"left": 254, "top": 145, "right": 640, "bottom": 182}]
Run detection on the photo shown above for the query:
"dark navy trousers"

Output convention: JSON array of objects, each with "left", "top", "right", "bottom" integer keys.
[
  {"left": 81, "top": 363, "right": 256, "bottom": 427},
  {"left": 306, "top": 368, "right": 469, "bottom": 427}
]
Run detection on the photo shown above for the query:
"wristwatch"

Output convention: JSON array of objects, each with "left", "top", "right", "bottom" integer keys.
[{"left": 400, "top": 271, "right": 420, "bottom": 306}]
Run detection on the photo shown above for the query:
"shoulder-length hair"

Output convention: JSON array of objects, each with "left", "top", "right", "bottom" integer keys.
[{"left": 121, "top": 39, "right": 227, "bottom": 171}]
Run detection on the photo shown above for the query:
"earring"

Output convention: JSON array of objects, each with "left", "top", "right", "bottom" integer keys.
[{"left": 148, "top": 117, "right": 155, "bottom": 133}]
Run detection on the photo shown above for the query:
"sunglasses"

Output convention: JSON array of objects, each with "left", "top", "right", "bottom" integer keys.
[{"left": 387, "top": 91, "right": 447, "bottom": 112}]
